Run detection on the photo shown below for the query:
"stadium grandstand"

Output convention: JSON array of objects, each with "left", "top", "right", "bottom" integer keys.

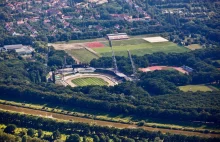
[{"left": 107, "top": 33, "right": 129, "bottom": 40}]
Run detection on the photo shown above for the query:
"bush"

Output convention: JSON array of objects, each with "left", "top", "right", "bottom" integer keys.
[
  {"left": 4, "top": 124, "right": 17, "bottom": 134},
  {"left": 137, "top": 120, "right": 145, "bottom": 126}
]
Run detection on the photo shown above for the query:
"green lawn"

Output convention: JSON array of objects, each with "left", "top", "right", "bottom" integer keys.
[
  {"left": 179, "top": 85, "right": 213, "bottom": 92},
  {"left": 103, "top": 38, "right": 147, "bottom": 46},
  {"left": 95, "top": 41, "right": 189, "bottom": 57},
  {"left": 67, "top": 48, "right": 99, "bottom": 63},
  {"left": 71, "top": 77, "right": 108, "bottom": 86}
]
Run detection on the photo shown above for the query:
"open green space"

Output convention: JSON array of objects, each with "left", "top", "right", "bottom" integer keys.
[
  {"left": 102, "top": 38, "right": 148, "bottom": 46},
  {"left": 94, "top": 41, "right": 189, "bottom": 57},
  {"left": 71, "top": 77, "right": 108, "bottom": 86},
  {"left": 67, "top": 48, "right": 99, "bottom": 63},
  {"left": 179, "top": 85, "right": 214, "bottom": 92}
]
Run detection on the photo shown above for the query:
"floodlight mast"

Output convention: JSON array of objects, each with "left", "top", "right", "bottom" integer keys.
[
  {"left": 127, "top": 50, "right": 137, "bottom": 80},
  {"left": 108, "top": 40, "right": 118, "bottom": 73}
]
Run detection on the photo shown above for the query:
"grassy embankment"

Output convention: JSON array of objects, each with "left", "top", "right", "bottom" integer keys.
[{"left": 0, "top": 99, "right": 219, "bottom": 133}]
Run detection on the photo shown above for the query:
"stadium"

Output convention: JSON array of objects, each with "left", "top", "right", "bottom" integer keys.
[{"left": 51, "top": 67, "right": 120, "bottom": 87}]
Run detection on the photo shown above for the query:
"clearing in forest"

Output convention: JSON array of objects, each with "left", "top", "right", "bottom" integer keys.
[
  {"left": 71, "top": 77, "right": 108, "bottom": 86},
  {"left": 179, "top": 85, "right": 216, "bottom": 92}
]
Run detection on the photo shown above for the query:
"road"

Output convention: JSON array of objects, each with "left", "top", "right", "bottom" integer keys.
[{"left": 0, "top": 104, "right": 219, "bottom": 138}]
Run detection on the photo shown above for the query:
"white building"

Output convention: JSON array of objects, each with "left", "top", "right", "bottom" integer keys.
[{"left": 3, "top": 44, "right": 34, "bottom": 55}]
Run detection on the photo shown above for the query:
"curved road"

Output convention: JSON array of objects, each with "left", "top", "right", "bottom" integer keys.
[{"left": 0, "top": 104, "right": 219, "bottom": 138}]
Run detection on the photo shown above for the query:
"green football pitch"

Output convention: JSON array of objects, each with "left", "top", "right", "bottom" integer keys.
[
  {"left": 71, "top": 77, "right": 108, "bottom": 86},
  {"left": 179, "top": 85, "right": 214, "bottom": 92},
  {"left": 94, "top": 39, "right": 189, "bottom": 57}
]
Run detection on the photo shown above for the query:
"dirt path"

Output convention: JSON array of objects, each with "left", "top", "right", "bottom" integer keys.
[{"left": 0, "top": 104, "right": 219, "bottom": 138}]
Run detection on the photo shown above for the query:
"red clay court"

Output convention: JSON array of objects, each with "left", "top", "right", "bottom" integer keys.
[{"left": 85, "top": 42, "right": 105, "bottom": 48}]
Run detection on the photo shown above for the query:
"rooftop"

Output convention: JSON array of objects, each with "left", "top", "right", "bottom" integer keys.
[{"left": 4, "top": 44, "right": 23, "bottom": 50}]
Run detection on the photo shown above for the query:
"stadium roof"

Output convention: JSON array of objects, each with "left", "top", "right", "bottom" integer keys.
[
  {"left": 115, "top": 72, "right": 127, "bottom": 77},
  {"left": 107, "top": 33, "right": 129, "bottom": 40},
  {"left": 4, "top": 44, "right": 23, "bottom": 50}
]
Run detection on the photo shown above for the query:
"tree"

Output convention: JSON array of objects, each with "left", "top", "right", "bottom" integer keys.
[
  {"left": 37, "top": 129, "right": 43, "bottom": 138},
  {"left": 52, "top": 130, "right": 61, "bottom": 140},
  {"left": 137, "top": 120, "right": 145, "bottom": 126},
  {"left": 22, "top": 135, "right": 27, "bottom": 142},
  {"left": 93, "top": 135, "right": 100, "bottom": 142},
  {"left": 66, "top": 134, "right": 80, "bottom": 142},
  {"left": 4, "top": 124, "right": 17, "bottom": 134},
  {"left": 27, "top": 128, "right": 35, "bottom": 137},
  {"left": 83, "top": 136, "right": 87, "bottom": 142}
]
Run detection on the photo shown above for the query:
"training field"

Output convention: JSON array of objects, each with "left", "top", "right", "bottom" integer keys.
[
  {"left": 86, "top": 42, "right": 105, "bottom": 48},
  {"left": 51, "top": 36, "right": 189, "bottom": 63},
  {"left": 71, "top": 77, "right": 108, "bottom": 86},
  {"left": 186, "top": 44, "right": 202, "bottom": 50},
  {"left": 67, "top": 48, "right": 99, "bottom": 63},
  {"left": 139, "top": 66, "right": 188, "bottom": 74},
  {"left": 94, "top": 40, "right": 189, "bottom": 57},
  {"left": 179, "top": 85, "right": 214, "bottom": 92},
  {"left": 143, "top": 36, "right": 169, "bottom": 43}
]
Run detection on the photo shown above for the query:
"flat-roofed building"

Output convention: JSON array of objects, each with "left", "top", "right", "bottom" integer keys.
[
  {"left": 75, "top": 67, "right": 96, "bottom": 73},
  {"left": 107, "top": 33, "right": 129, "bottom": 40},
  {"left": 3, "top": 44, "right": 23, "bottom": 51},
  {"left": 15, "top": 46, "right": 34, "bottom": 55},
  {"left": 3, "top": 44, "right": 34, "bottom": 55},
  {"left": 182, "top": 65, "right": 193, "bottom": 72}
]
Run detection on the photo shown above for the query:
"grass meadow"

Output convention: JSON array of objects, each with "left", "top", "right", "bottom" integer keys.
[
  {"left": 95, "top": 41, "right": 189, "bottom": 57},
  {"left": 67, "top": 48, "right": 99, "bottom": 63},
  {"left": 179, "top": 85, "right": 215, "bottom": 92}
]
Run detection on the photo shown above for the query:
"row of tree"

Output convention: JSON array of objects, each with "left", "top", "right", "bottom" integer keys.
[{"left": 0, "top": 110, "right": 219, "bottom": 142}]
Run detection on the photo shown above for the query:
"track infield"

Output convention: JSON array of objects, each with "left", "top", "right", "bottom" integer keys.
[
  {"left": 71, "top": 77, "right": 108, "bottom": 86},
  {"left": 64, "top": 73, "right": 118, "bottom": 87}
]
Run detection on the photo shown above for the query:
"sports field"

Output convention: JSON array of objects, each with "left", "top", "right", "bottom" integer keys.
[
  {"left": 51, "top": 36, "right": 189, "bottom": 62},
  {"left": 186, "top": 44, "right": 202, "bottom": 50},
  {"left": 67, "top": 48, "right": 99, "bottom": 63},
  {"left": 179, "top": 85, "right": 213, "bottom": 92},
  {"left": 94, "top": 40, "right": 189, "bottom": 57},
  {"left": 71, "top": 77, "right": 108, "bottom": 86},
  {"left": 139, "top": 66, "right": 188, "bottom": 74}
]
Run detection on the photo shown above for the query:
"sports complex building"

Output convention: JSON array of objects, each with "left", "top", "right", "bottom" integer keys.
[{"left": 107, "top": 33, "right": 129, "bottom": 40}]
